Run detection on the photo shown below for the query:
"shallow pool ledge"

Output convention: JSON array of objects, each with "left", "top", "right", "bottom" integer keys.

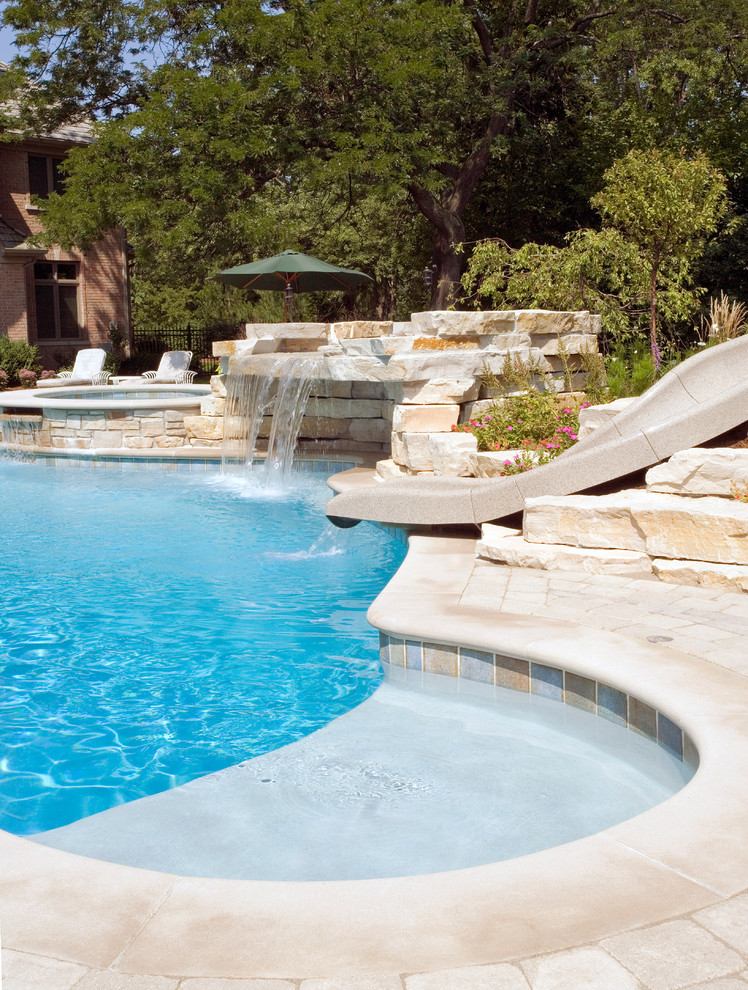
[{"left": 0, "top": 535, "right": 747, "bottom": 979}]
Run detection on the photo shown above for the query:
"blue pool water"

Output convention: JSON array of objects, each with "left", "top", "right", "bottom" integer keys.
[{"left": 0, "top": 461, "right": 405, "bottom": 834}]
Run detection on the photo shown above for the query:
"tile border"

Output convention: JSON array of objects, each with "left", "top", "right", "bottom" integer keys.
[{"left": 380, "top": 634, "right": 697, "bottom": 770}]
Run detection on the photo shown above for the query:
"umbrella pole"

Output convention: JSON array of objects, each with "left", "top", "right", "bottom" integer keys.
[{"left": 284, "top": 283, "right": 294, "bottom": 322}]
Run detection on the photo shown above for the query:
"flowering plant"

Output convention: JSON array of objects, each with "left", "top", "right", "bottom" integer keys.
[
  {"left": 730, "top": 482, "right": 748, "bottom": 503},
  {"left": 19, "top": 368, "right": 37, "bottom": 388},
  {"left": 453, "top": 390, "right": 580, "bottom": 474},
  {"left": 39, "top": 370, "right": 56, "bottom": 380}
]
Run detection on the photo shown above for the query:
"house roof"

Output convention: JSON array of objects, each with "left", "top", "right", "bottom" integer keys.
[
  {"left": 0, "top": 217, "right": 46, "bottom": 258},
  {"left": 0, "top": 60, "right": 94, "bottom": 146}
]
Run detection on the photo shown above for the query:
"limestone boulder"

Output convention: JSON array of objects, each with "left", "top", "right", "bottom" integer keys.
[
  {"left": 306, "top": 397, "right": 384, "bottom": 419},
  {"left": 646, "top": 447, "right": 748, "bottom": 497},
  {"left": 349, "top": 419, "right": 391, "bottom": 444},
  {"left": 652, "top": 558, "right": 748, "bottom": 593},
  {"left": 578, "top": 397, "right": 636, "bottom": 439},
  {"left": 400, "top": 433, "right": 435, "bottom": 472},
  {"left": 184, "top": 415, "right": 224, "bottom": 441},
  {"left": 429, "top": 433, "right": 478, "bottom": 476},
  {"left": 471, "top": 450, "right": 537, "bottom": 477},
  {"left": 525, "top": 490, "right": 748, "bottom": 565},
  {"left": 244, "top": 322, "right": 328, "bottom": 341},
  {"left": 331, "top": 321, "right": 393, "bottom": 339},
  {"left": 480, "top": 522, "right": 523, "bottom": 540},
  {"left": 535, "top": 334, "right": 599, "bottom": 357},
  {"left": 210, "top": 375, "right": 227, "bottom": 398},
  {"left": 476, "top": 533, "right": 652, "bottom": 575},
  {"left": 387, "top": 378, "right": 480, "bottom": 405},
  {"left": 200, "top": 395, "right": 225, "bottom": 417},
  {"left": 375, "top": 458, "right": 409, "bottom": 481},
  {"left": 410, "top": 310, "right": 517, "bottom": 336},
  {"left": 392, "top": 403, "right": 459, "bottom": 433},
  {"left": 515, "top": 310, "right": 601, "bottom": 336}
]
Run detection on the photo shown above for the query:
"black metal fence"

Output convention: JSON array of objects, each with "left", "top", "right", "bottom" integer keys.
[{"left": 132, "top": 323, "right": 244, "bottom": 372}]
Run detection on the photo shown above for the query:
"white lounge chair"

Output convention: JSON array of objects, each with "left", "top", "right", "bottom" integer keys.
[
  {"left": 116, "top": 350, "right": 196, "bottom": 384},
  {"left": 36, "top": 348, "right": 110, "bottom": 387}
]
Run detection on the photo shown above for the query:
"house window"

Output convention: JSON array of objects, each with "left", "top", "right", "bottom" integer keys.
[
  {"left": 34, "top": 262, "right": 81, "bottom": 340},
  {"left": 28, "top": 154, "right": 65, "bottom": 199}
]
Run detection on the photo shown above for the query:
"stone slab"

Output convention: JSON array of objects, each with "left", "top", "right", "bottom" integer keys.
[
  {"left": 646, "top": 447, "right": 748, "bottom": 497},
  {"left": 400, "top": 433, "right": 436, "bottom": 472},
  {"left": 392, "top": 404, "right": 459, "bottom": 433},
  {"left": 183, "top": 416, "right": 224, "bottom": 441},
  {"left": 388, "top": 379, "right": 481, "bottom": 405},
  {"left": 524, "top": 491, "right": 748, "bottom": 564},
  {"left": 331, "top": 321, "right": 393, "bottom": 339},
  {"left": 410, "top": 310, "right": 517, "bottom": 337},
  {"left": 477, "top": 534, "right": 653, "bottom": 575},
  {"left": 578, "top": 398, "right": 636, "bottom": 439},
  {"left": 430, "top": 433, "right": 478, "bottom": 477},
  {"left": 652, "top": 558, "right": 748, "bottom": 593}
]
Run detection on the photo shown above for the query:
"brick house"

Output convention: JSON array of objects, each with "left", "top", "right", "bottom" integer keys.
[{"left": 0, "top": 67, "right": 131, "bottom": 369}]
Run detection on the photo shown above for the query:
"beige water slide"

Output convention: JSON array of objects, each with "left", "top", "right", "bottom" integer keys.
[{"left": 326, "top": 335, "right": 748, "bottom": 528}]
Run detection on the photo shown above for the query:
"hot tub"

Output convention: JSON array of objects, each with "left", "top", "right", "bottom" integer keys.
[{"left": 0, "top": 383, "right": 211, "bottom": 451}]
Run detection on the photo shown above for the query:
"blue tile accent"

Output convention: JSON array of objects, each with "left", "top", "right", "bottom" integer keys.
[
  {"left": 530, "top": 663, "right": 563, "bottom": 701},
  {"left": 379, "top": 634, "right": 389, "bottom": 667},
  {"left": 405, "top": 640, "right": 423, "bottom": 670},
  {"left": 658, "top": 713, "right": 684, "bottom": 759},
  {"left": 598, "top": 684, "right": 627, "bottom": 726},
  {"left": 460, "top": 648, "right": 494, "bottom": 683},
  {"left": 387, "top": 637, "right": 405, "bottom": 667}
]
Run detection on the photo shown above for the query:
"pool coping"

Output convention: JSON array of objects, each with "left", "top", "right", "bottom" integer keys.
[
  {"left": 0, "top": 384, "right": 210, "bottom": 412},
  {"left": 1, "top": 533, "right": 747, "bottom": 979}
]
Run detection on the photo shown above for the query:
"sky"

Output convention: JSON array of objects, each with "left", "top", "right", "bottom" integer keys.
[{"left": 0, "top": 21, "right": 18, "bottom": 64}]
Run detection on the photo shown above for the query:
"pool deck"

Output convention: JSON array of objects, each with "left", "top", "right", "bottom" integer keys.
[{"left": 4, "top": 537, "right": 748, "bottom": 989}]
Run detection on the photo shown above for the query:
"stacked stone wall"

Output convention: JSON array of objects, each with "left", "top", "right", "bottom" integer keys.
[{"left": 204, "top": 309, "right": 602, "bottom": 466}]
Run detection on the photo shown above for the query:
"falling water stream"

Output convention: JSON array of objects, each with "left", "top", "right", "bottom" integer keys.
[{"left": 221, "top": 355, "right": 322, "bottom": 484}]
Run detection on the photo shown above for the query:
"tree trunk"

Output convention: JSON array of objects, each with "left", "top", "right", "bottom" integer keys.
[{"left": 650, "top": 254, "right": 661, "bottom": 367}]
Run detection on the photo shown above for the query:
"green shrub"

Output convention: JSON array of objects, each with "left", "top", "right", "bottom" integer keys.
[
  {"left": 0, "top": 337, "right": 41, "bottom": 386},
  {"left": 605, "top": 344, "right": 657, "bottom": 399},
  {"left": 453, "top": 356, "right": 581, "bottom": 475}
]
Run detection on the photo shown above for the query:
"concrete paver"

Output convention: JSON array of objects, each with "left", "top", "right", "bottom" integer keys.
[
  {"left": 177, "top": 980, "right": 297, "bottom": 989},
  {"left": 404, "top": 964, "right": 529, "bottom": 989},
  {"left": 1, "top": 949, "right": 90, "bottom": 990},
  {"left": 76, "top": 974, "right": 180, "bottom": 989},
  {"left": 602, "top": 920, "right": 744, "bottom": 990},
  {"left": 693, "top": 892, "right": 748, "bottom": 955},
  {"left": 520, "top": 946, "right": 642, "bottom": 990},
  {"left": 299, "top": 977, "right": 404, "bottom": 990}
]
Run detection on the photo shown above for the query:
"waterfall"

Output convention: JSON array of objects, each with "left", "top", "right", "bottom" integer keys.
[
  {"left": 0, "top": 415, "right": 40, "bottom": 460},
  {"left": 221, "top": 355, "right": 321, "bottom": 484}
]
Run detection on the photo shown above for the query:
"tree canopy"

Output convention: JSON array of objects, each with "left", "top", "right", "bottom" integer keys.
[{"left": 2, "top": 0, "right": 747, "bottom": 327}]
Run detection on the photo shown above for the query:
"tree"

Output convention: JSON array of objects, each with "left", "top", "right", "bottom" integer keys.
[
  {"left": 2, "top": 0, "right": 746, "bottom": 314},
  {"left": 593, "top": 150, "right": 727, "bottom": 362},
  {"left": 462, "top": 150, "right": 728, "bottom": 360}
]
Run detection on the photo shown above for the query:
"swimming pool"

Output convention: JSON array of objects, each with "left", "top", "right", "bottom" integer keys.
[
  {"left": 0, "top": 461, "right": 405, "bottom": 833},
  {"left": 0, "top": 459, "right": 692, "bottom": 880}
]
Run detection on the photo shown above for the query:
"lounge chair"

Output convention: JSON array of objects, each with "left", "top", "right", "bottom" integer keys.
[
  {"left": 36, "top": 348, "right": 110, "bottom": 388},
  {"left": 115, "top": 350, "right": 196, "bottom": 385}
]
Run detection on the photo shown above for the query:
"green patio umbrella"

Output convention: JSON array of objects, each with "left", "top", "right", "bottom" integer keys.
[{"left": 215, "top": 250, "right": 373, "bottom": 319}]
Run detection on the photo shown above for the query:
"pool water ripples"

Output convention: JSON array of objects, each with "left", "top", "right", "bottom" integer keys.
[{"left": 0, "top": 462, "right": 405, "bottom": 834}]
